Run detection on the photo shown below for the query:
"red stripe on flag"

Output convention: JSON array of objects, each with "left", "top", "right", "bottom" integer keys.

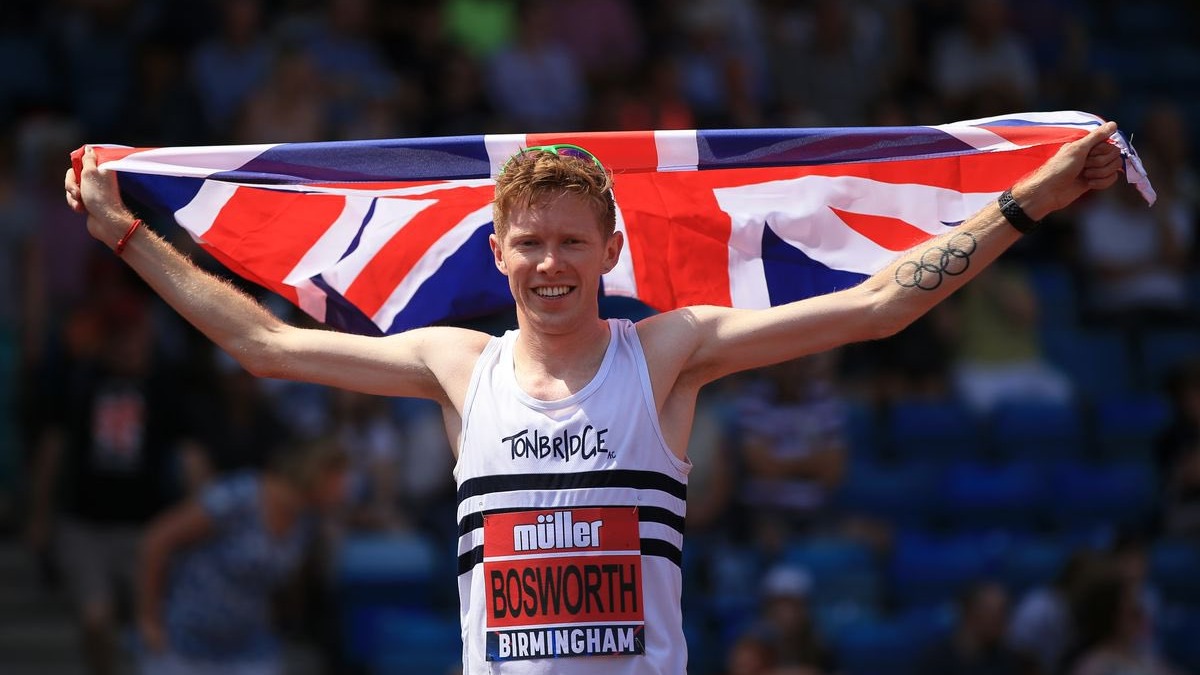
[
  {"left": 829, "top": 207, "right": 934, "bottom": 252},
  {"left": 202, "top": 187, "right": 346, "bottom": 300},
  {"left": 978, "top": 124, "right": 1089, "bottom": 148},
  {"left": 615, "top": 172, "right": 734, "bottom": 310},
  {"left": 525, "top": 131, "right": 660, "bottom": 174},
  {"left": 342, "top": 185, "right": 495, "bottom": 318}
]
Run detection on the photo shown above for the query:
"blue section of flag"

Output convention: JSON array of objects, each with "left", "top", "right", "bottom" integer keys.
[
  {"left": 386, "top": 223, "right": 513, "bottom": 333},
  {"left": 695, "top": 127, "right": 978, "bottom": 169},
  {"left": 120, "top": 173, "right": 205, "bottom": 221},
  {"left": 213, "top": 136, "right": 494, "bottom": 184},
  {"left": 310, "top": 275, "right": 387, "bottom": 337},
  {"left": 761, "top": 221, "right": 867, "bottom": 307}
]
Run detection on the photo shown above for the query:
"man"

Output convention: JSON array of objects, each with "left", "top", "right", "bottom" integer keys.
[{"left": 66, "top": 123, "right": 1124, "bottom": 673}]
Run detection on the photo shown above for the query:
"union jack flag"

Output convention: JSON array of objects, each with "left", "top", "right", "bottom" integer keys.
[{"left": 74, "top": 111, "right": 1154, "bottom": 335}]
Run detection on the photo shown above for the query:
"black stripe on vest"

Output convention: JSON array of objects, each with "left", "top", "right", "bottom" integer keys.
[
  {"left": 457, "top": 537, "right": 683, "bottom": 577},
  {"left": 457, "top": 469, "right": 687, "bottom": 506},
  {"left": 457, "top": 505, "right": 685, "bottom": 539}
]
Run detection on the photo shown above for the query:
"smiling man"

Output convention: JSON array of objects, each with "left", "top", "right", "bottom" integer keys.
[{"left": 66, "top": 123, "right": 1124, "bottom": 674}]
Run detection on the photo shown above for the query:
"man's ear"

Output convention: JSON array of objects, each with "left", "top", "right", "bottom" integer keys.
[
  {"left": 489, "top": 233, "right": 508, "bottom": 275},
  {"left": 602, "top": 230, "right": 624, "bottom": 273}
]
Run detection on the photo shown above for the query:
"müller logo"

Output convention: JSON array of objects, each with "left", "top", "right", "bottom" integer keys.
[{"left": 513, "top": 511, "right": 603, "bottom": 552}]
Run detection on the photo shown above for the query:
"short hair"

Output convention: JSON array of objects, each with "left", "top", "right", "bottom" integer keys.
[{"left": 492, "top": 148, "right": 615, "bottom": 240}]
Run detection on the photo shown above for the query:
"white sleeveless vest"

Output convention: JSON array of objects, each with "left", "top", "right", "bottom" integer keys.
[{"left": 454, "top": 319, "right": 691, "bottom": 674}]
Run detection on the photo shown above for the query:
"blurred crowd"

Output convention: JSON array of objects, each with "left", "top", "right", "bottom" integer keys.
[{"left": 1, "top": 0, "right": 1199, "bottom": 674}]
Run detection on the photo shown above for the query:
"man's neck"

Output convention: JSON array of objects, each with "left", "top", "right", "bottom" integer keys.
[{"left": 512, "top": 318, "right": 612, "bottom": 400}]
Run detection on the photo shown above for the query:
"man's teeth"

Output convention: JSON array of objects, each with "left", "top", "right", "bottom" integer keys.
[{"left": 534, "top": 286, "right": 572, "bottom": 298}]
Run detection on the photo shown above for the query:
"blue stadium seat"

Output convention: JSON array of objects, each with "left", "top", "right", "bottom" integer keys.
[
  {"left": 782, "top": 536, "right": 881, "bottom": 607},
  {"left": 885, "top": 399, "right": 985, "bottom": 462},
  {"left": 844, "top": 398, "right": 882, "bottom": 460},
  {"left": 833, "top": 610, "right": 950, "bottom": 675},
  {"left": 1150, "top": 539, "right": 1200, "bottom": 606},
  {"left": 1092, "top": 393, "right": 1171, "bottom": 459},
  {"left": 998, "top": 536, "right": 1072, "bottom": 595},
  {"left": 989, "top": 400, "right": 1085, "bottom": 461},
  {"left": 835, "top": 460, "right": 941, "bottom": 528},
  {"left": 336, "top": 532, "right": 439, "bottom": 608},
  {"left": 368, "top": 609, "right": 463, "bottom": 674},
  {"left": 1160, "top": 605, "right": 1200, "bottom": 675},
  {"left": 1042, "top": 327, "right": 1131, "bottom": 400},
  {"left": 939, "top": 461, "right": 1048, "bottom": 531},
  {"left": 1047, "top": 460, "right": 1158, "bottom": 531},
  {"left": 1027, "top": 263, "right": 1078, "bottom": 327},
  {"left": 1141, "top": 329, "right": 1200, "bottom": 389},
  {"left": 887, "top": 531, "right": 1005, "bottom": 609}
]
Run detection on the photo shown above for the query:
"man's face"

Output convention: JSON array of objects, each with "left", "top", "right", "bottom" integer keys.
[{"left": 490, "top": 193, "right": 622, "bottom": 335}]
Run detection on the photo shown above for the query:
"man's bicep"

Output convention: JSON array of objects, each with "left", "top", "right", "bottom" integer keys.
[
  {"left": 266, "top": 325, "right": 486, "bottom": 401},
  {"left": 682, "top": 289, "right": 879, "bottom": 382}
]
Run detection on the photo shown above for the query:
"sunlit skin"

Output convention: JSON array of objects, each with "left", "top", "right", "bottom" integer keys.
[{"left": 489, "top": 192, "right": 623, "bottom": 355}]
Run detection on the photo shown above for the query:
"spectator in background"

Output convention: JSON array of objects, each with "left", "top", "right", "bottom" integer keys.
[
  {"left": 675, "top": 0, "right": 767, "bottom": 128},
  {"left": 137, "top": 435, "right": 349, "bottom": 675},
  {"left": 181, "top": 348, "right": 290, "bottom": 492},
  {"left": 1157, "top": 359, "right": 1200, "bottom": 538},
  {"left": 1109, "top": 532, "right": 1164, "bottom": 659},
  {"left": 930, "top": 0, "right": 1038, "bottom": 118},
  {"left": 920, "top": 581, "right": 1035, "bottom": 675},
  {"left": 0, "top": 133, "right": 34, "bottom": 467},
  {"left": 749, "top": 564, "right": 837, "bottom": 674},
  {"left": 611, "top": 54, "right": 695, "bottom": 132},
  {"left": 443, "top": 0, "right": 517, "bottom": 60},
  {"left": 126, "top": 40, "right": 206, "bottom": 147},
  {"left": 949, "top": 262, "right": 1074, "bottom": 413},
  {"left": 302, "top": 0, "right": 400, "bottom": 139},
  {"left": 734, "top": 352, "right": 848, "bottom": 553},
  {"left": 1066, "top": 565, "right": 1181, "bottom": 675},
  {"left": 235, "top": 43, "right": 326, "bottom": 143},
  {"left": 545, "top": 0, "right": 643, "bottom": 87},
  {"left": 189, "top": 0, "right": 272, "bottom": 141},
  {"left": 486, "top": 0, "right": 585, "bottom": 132},
  {"left": 27, "top": 289, "right": 191, "bottom": 675},
  {"left": 330, "top": 389, "right": 405, "bottom": 531},
  {"left": 1075, "top": 157, "right": 1194, "bottom": 325},
  {"left": 765, "top": 0, "right": 888, "bottom": 127},
  {"left": 1008, "top": 550, "right": 1101, "bottom": 675}
]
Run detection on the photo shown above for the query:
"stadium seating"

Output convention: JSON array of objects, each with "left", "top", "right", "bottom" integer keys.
[
  {"left": 887, "top": 531, "right": 1005, "bottom": 609},
  {"left": 938, "top": 460, "right": 1048, "bottom": 531},
  {"left": 1046, "top": 460, "right": 1158, "bottom": 531},
  {"left": 1092, "top": 392, "right": 1171, "bottom": 459},
  {"left": 835, "top": 459, "right": 942, "bottom": 529},
  {"left": 885, "top": 399, "right": 985, "bottom": 462},
  {"left": 1150, "top": 538, "right": 1200, "bottom": 606},
  {"left": 998, "top": 536, "right": 1073, "bottom": 596},
  {"left": 781, "top": 536, "right": 881, "bottom": 608},
  {"left": 989, "top": 400, "right": 1085, "bottom": 461}
]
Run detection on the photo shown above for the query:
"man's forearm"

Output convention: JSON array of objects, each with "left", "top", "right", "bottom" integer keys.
[
  {"left": 863, "top": 197, "right": 1024, "bottom": 338},
  {"left": 111, "top": 217, "right": 286, "bottom": 374}
]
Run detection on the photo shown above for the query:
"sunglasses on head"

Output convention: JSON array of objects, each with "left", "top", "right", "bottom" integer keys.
[{"left": 501, "top": 143, "right": 603, "bottom": 174}]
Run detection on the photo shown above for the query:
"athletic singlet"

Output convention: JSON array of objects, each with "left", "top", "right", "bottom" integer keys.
[{"left": 455, "top": 318, "right": 691, "bottom": 674}]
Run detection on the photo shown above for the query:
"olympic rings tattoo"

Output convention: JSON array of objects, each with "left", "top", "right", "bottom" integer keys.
[{"left": 894, "top": 232, "right": 978, "bottom": 291}]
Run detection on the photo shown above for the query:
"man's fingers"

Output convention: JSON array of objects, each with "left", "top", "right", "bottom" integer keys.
[
  {"left": 1083, "top": 154, "right": 1123, "bottom": 179},
  {"left": 1073, "top": 121, "right": 1118, "bottom": 153},
  {"left": 1084, "top": 142, "right": 1121, "bottom": 167}
]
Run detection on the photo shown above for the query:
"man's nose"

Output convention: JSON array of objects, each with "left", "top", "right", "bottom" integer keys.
[{"left": 536, "top": 247, "right": 562, "bottom": 273}]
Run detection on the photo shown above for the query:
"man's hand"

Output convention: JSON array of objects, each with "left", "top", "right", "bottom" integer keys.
[
  {"left": 64, "top": 146, "right": 136, "bottom": 248},
  {"left": 1012, "top": 120, "right": 1125, "bottom": 221}
]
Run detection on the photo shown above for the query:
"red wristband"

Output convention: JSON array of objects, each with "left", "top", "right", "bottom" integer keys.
[{"left": 114, "top": 218, "right": 143, "bottom": 255}]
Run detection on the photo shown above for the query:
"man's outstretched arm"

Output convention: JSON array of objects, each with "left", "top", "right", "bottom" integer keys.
[
  {"left": 65, "top": 147, "right": 487, "bottom": 403},
  {"left": 646, "top": 121, "right": 1126, "bottom": 388}
]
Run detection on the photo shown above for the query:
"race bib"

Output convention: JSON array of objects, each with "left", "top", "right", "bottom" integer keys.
[{"left": 483, "top": 506, "right": 645, "bottom": 661}]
